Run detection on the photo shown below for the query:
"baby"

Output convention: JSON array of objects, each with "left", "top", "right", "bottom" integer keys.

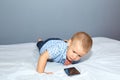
[{"left": 36, "top": 32, "right": 92, "bottom": 74}]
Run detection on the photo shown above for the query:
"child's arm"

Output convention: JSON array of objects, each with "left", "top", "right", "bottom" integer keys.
[{"left": 36, "top": 50, "right": 49, "bottom": 73}]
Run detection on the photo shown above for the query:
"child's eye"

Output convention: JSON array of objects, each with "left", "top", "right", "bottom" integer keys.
[
  {"left": 73, "top": 50, "right": 81, "bottom": 57},
  {"left": 78, "top": 55, "right": 81, "bottom": 57},
  {"left": 73, "top": 51, "right": 76, "bottom": 53}
]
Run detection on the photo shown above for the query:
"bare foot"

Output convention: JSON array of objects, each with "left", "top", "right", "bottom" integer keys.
[{"left": 37, "top": 38, "right": 42, "bottom": 42}]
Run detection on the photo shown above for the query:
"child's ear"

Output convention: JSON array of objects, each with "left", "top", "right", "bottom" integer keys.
[{"left": 68, "top": 39, "right": 72, "bottom": 46}]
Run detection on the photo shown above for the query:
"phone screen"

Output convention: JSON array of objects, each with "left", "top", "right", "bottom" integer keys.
[{"left": 64, "top": 67, "right": 80, "bottom": 76}]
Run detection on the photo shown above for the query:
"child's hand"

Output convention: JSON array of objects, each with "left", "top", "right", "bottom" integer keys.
[
  {"left": 45, "top": 72, "right": 53, "bottom": 74},
  {"left": 64, "top": 59, "right": 72, "bottom": 65}
]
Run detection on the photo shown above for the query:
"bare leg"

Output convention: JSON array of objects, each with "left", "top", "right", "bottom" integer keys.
[
  {"left": 37, "top": 38, "right": 42, "bottom": 42},
  {"left": 37, "top": 38, "right": 43, "bottom": 50}
]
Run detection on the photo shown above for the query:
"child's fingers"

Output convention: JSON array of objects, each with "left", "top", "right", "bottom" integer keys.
[{"left": 45, "top": 72, "right": 53, "bottom": 74}]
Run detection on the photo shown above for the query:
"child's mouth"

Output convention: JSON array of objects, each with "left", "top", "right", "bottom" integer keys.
[{"left": 68, "top": 57, "right": 73, "bottom": 62}]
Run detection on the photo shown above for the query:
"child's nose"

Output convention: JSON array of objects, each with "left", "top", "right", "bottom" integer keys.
[{"left": 72, "top": 54, "right": 77, "bottom": 60}]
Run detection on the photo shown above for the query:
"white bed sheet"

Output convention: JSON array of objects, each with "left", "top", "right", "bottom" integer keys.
[{"left": 0, "top": 37, "right": 120, "bottom": 80}]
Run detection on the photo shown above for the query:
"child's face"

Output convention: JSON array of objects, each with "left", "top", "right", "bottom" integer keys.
[{"left": 66, "top": 39, "right": 87, "bottom": 61}]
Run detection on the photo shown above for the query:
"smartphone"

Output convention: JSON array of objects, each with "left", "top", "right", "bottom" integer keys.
[{"left": 64, "top": 67, "right": 80, "bottom": 76}]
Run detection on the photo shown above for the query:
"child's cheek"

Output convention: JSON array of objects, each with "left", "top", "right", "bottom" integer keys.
[{"left": 75, "top": 57, "right": 81, "bottom": 61}]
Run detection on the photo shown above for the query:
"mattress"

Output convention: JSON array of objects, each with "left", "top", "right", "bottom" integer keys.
[{"left": 0, "top": 37, "right": 120, "bottom": 80}]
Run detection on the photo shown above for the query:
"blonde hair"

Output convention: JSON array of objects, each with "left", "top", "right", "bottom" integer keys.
[{"left": 71, "top": 32, "right": 92, "bottom": 53}]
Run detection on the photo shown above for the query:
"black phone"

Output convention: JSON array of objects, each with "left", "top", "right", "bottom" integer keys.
[{"left": 64, "top": 67, "right": 80, "bottom": 76}]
